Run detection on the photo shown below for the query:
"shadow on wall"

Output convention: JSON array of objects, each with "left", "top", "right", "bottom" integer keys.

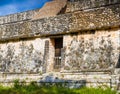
[
  {"left": 38, "top": 75, "right": 86, "bottom": 88},
  {"left": 116, "top": 54, "right": 120, "bottom": 68}
]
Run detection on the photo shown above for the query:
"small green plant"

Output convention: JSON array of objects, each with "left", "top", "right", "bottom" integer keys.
[
  {"left": 39, "top": 71, "right": 42, "bottom": 75},
  {"left": 13, "top": 79, "right": 20, "bottom": 88}
]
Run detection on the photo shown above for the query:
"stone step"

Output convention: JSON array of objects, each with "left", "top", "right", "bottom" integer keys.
[{"left": 0, "top": 73, "right": 42, "bottom": 84}]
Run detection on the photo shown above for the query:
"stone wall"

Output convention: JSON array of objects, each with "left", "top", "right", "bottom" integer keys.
[
  {"left": 0, "top": 3, "right": 120, "bottom": 41},
  {"left": 63, "top": 29, "right": 120, "bottom": 71},
  {"left": 0, "top": 73, "right": 42, "bottom": 86},
  {"left": 0, "top": 9, "right": 39, "bottom": 25},
  {"left": 1, "top": 0, "right": 119, "bottom": 25},
  {"left": 66, "top": 0, "right": 120, "bottom": 13},
  {"left": 0, "top": 38, "right": 48, "bottom": 73},
  {"left": 0, "top": 0, "right": 119, "bottom": 88},
  {"left": 61, "top": 72, "right": 112, "bottom": 88}
]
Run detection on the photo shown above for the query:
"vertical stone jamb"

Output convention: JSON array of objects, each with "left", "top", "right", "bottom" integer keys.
[
  {"left": 61, "top": 48, "right": 65, "bottom": 72},
  {"left": 42, "top": 40, "right": 49, "bottom": 73}
]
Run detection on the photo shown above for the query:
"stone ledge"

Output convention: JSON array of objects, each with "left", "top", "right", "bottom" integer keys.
[
  {"left": 61, "top": 69, "right": 113, "bottom": 73},
  {"left": 0, "top": 72, "right": 40, "bottom": 74}
]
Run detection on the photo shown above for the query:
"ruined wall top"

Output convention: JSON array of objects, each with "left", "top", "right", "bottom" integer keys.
[
  {"left": 0, "top": 0, "right": 120, "bottom": 41},
  {"left": 33, "top": 0, "right": 67, "bottom": 20},
  {"left": 0, "top": 0, "right": 120, "bottom": 25},
  {"left": 0, "top": 10, "right": 39, "bottom": 25},
  {"left": 66, "top": 0, "right": 120, "bottom": 13}
]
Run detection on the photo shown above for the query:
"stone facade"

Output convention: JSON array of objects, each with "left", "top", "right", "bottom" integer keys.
[
  {"left": 0, "top": 0, "right": 119, "bottom": 89},
  {"left": 0, "top": 1, "right": 120, "bottom": 41},
  {"left": 0, "top": 38, "right": 49, "bottom": 73},
  {"left": 64, "top": 29, "right": 119, "bottom": 71}
]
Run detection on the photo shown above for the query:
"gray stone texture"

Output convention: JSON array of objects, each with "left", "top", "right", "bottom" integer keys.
[
  {"left": 0, "top": 0, "right": 119, "bottom": 88},
  {"left": 0, "top": 3, "right": 120, "bottom": 41},
  {"left": 66, "top": 0, "right": 120, "bottom": 13},
  {"left": 0, "top": 38, "right": 47, "bottom": 73},
  {"left": 64, "top": 30, "right": 119, "bottom": 70},
  {"left": 0, "top": 9, "right": 39, "bottom": 25}
]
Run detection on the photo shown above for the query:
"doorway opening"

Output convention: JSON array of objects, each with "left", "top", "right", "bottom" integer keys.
[{"left": 54, "top": 37, "right": 63, "bottom": 71}]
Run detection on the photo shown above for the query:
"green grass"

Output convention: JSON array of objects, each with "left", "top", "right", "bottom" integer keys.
[{"left": 0, "top": 81, "right": 117, "bottom": 94}]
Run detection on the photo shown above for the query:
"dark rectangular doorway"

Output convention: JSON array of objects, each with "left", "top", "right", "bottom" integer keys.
[{"left": 54, "top": 37, "right": 63, "bottom": 71}]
